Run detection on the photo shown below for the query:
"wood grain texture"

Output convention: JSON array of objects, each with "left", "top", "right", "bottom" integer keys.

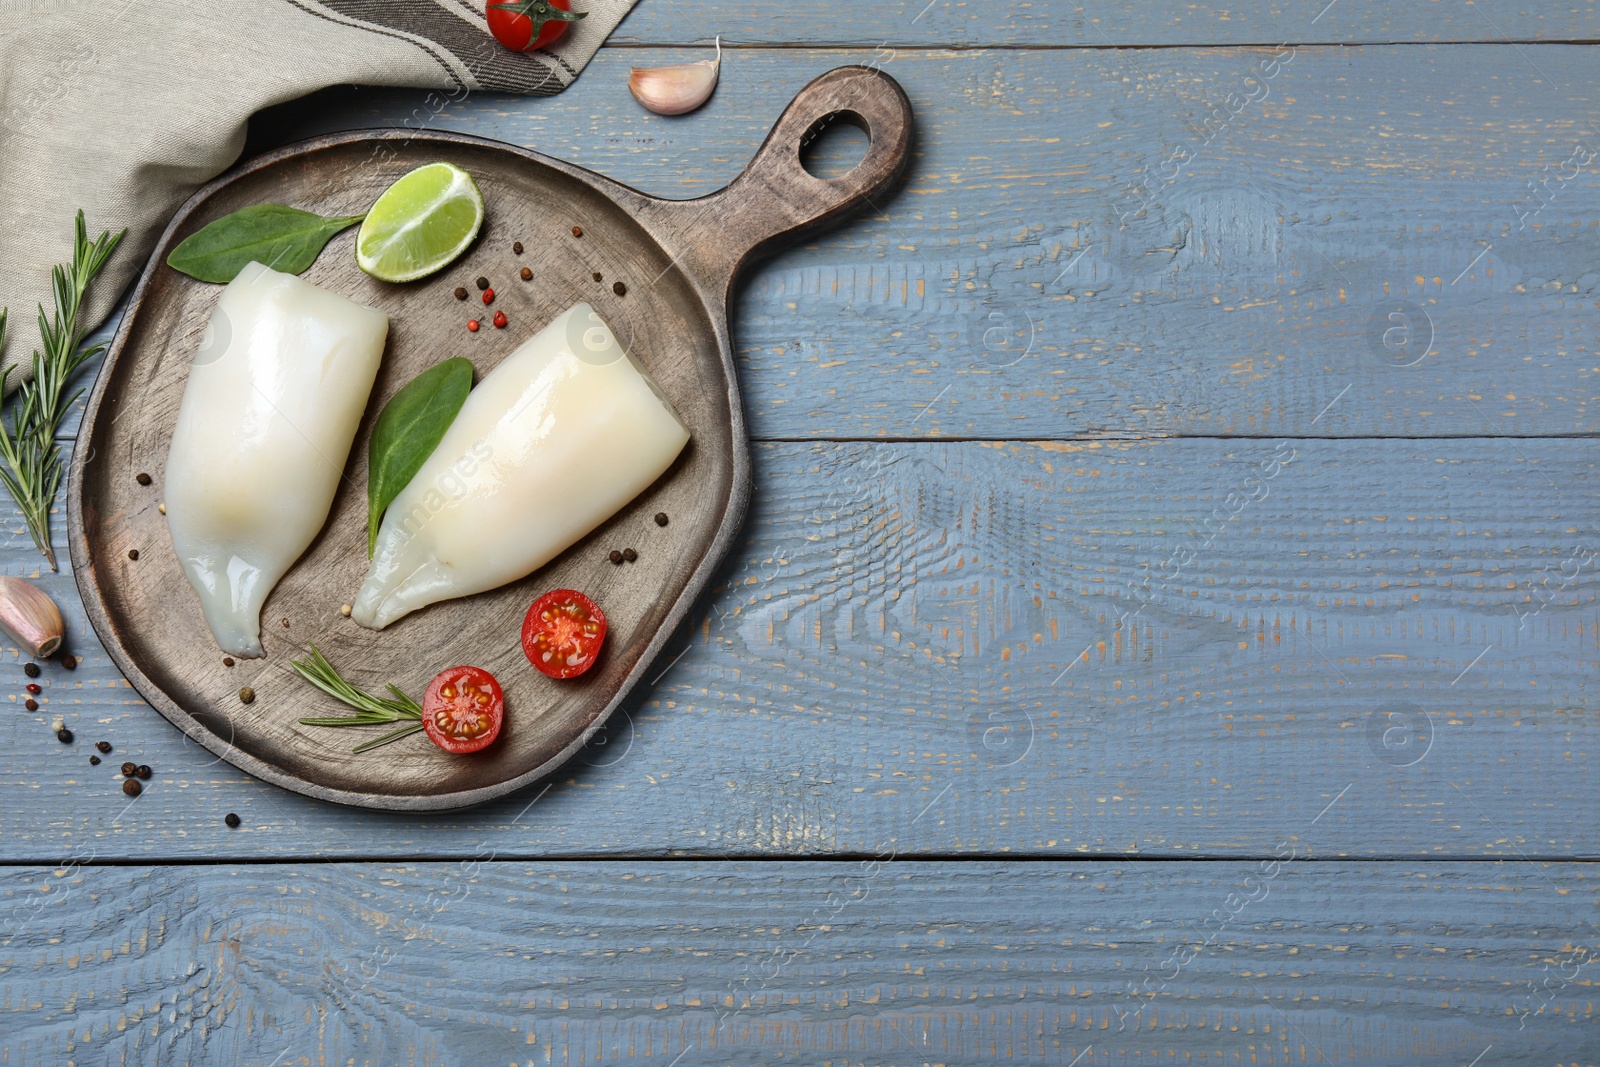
[
  {"left": 221, "top": 45, "right": 1600, "bottom": 440},
  {"left": 12, "top": 438, "right": 1600, "bottom": 860},
  {"left": 2, "top": 860, "right": 1595, "bottom": 1065},
  {"left": 610, "top": 0, "right": 1600, "bottom": 46}
]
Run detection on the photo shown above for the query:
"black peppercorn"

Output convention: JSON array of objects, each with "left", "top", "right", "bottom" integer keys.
[
  {"left": 592, "top": 271, "right": 603, "bottom": 283},
  {"left": 136, "top": 765, "right": 151, "bottom": 780},
  {"left": 136, "top": 472, "right": 152, "bottom": 486},
  {"left": 23, "top": 662, "right": 39, "bottom": 678},
  {"left": 225, "top": 813, "right": 241, "bottom": 828},
  {"left": 95, "top": 740, "right": 111, "bottom": 753},
  {"left": 223, "top": 657, "right": 234, "bottom": 667},
  {"left": 612, "top": 281, "right": 627, "bottom": 297},
  {"left": 24, "top": 699, "right": 38, "bottom": 712},
  {"left": 454, "top": 286, "right": 469, "bottom": 300},
  {"left": 60, "top": 653, "right": 76, "bottom": 670},
  {"left": 89, "top": 755, "right": 101, "bottom": 765},
  {"left": 121, "top": 762, "right": 136, "bottom": 777},
  {"left": 128, "top": 549, "right": 140, "bottom": 561},
  {"left": 609, "top": 550, "right": 623, "bottom": 564},
  {"left": 122, "top": 779, "right": 141, "bottom": 796},
  {"left": 655, "top": 512, "right": 668, "bottom": 527},
  {"left": 475, "top": 276, "right": 490, "bottom": 291},
  {"left": 622, "top": 548, "right": 638, "bottom": 562},
  {"left": 56, "top": 727, "right": 72, "bottom": 743},
  {"left": 512, "top": 241, "right": 524, "bottom": 254}
]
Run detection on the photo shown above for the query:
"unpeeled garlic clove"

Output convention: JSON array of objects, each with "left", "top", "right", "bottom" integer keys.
[
  {"left": 629, "top": 37, "right": 721, "bottom": 116},
  {"left": 0, "top": 577, "right": 64, "bottom": 659}
]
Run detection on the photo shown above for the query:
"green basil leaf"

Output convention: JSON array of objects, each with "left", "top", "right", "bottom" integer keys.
[
  {"left": 166, "top": 204, "right": 365, "bottom": 283},
  {"left": 367, "top": 358, "right": 474, "bottom": 556}
]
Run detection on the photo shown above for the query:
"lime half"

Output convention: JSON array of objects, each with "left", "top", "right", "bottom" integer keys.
[{"left": 356, "top": 162, "right": 484, "bottom": 282}]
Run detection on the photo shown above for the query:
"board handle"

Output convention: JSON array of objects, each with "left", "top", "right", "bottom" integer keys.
[{"left": 645, "top": 65, "right": 914, "bottom": 294}]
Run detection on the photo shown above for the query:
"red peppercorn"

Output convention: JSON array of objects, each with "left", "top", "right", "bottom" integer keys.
[
  {"left": 467, "top": 320, "right": 480, "bottom": 332},
  {"left": 493, "top": 310, "right": 508, "bottom": 328},
  {"left": 482, "top": 288, "right": 495, "bottom": 305},
  {"left": 26, "top": 683, "right": 40, "bottom": 694}
]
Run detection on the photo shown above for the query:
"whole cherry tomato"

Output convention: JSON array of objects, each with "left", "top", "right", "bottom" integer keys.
[
  {"left": 422, "top": 665, "right": 505, "bottom": 754},
  {"left": 522, "top": 589, "right": 607, "bottom": 679},
  {"left": 486, "top": 0, "right": 585, "bottom": 52}
]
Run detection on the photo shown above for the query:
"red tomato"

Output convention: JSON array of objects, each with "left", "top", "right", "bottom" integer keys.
[
  {"left": 486, "top": 0, "right": 584, "bottom": 52},
  {"left": 522, "top": 589, "right": 607, "bottom": 679},
  {"left": 422, "top": 666, "right": 504, "bottom": 754}
]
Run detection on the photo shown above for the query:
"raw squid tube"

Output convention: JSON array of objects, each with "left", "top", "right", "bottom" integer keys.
[
  {"left": 165, "top": 261, "right": 388, "bottom": 657},
  {"left": 354, "top": 303, "right": 689, "bottom": 630}
]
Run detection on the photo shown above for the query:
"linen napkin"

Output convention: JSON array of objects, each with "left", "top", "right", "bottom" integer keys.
[{"left": 0, "top": 0, "right": 634, "bottom": 386}]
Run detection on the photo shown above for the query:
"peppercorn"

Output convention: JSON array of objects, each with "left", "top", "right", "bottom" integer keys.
[
  {"left": 608, "top": 549, "right": 623, "bottom": 564},
  {"left": 23, "top": 662, "right": 39, "bottom": 678},
  {"left": 136, "top": 765, "right": 151, "bottom": 780},
  {"left": 60, "top": 653, "right": 76, "bottom": 670},
  {"left": 239, "top": 686, "right": 255, "bottom": 705},
  {"left": 454, "top": 286, "right": 469, "bottom": 300},
  {"left": 282, "top": 618, "right": 290, "bottom": 628},
  {"left": 136, "top": 472, "right": 152, "bottom": 486},
  {"left": 121, "top": 763, "right": 136, "bottom": 777},
  {"left": 56, "top": 727, "right": 72, "bottom": 743},
  {"left": 26, "top": 683, "right": 40, "bottom": 695},
  {"left": 513, "top": 241, "right": 524, "bottom": 255},
  {"left": 655, "top": 512, "right": 669, "bottom": 527},
  {"left": 613, "top": 281, "right": 627, "bottom": 297},
  {"left": 95, "top": 740, "right": 111, "bottom": 753},
  {"left": 467, "top": 319, "right": 480, "bottom": 332},
  {"left": 223, "top": 657, "right": 234, "bottom": 667},
  {"left": 482, "top": 287, "right": 495, "bottom": 305},
  {"left": 520, "top": 266, "right": 532, "bottom": 281},
  {"left": 476, "top": 276, "right": 490, "bottom": 291},
  {"left": 128, "top": 549, "right": 140, "bottom": 561},
  {"left": 571, "top": 226, "right": 583, "bottom": 237},
  {"left": 24, "top": 699, "right": 37, "bottom": 712},
  {"left": 89, "top": 755, "right": 101, "bottom": 765},
  {"left": 592, "top": 271, "right": 603, "bottom": 283},
  {"left": 622, "top": 548, "right": 638, "bottom": 562},
  {"left": 493, "top": 310, "right": 508, "bottom": 328},
  {"left": 122, "top": 779, "right": 141, "bottom": 797},
  {"left": 225, "top": 812, "right": 241, "bottom": 828}
]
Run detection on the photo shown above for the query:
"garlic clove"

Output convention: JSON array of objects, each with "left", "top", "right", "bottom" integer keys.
[
  {"left": 629, "top": 36, "right": 721, "bottom": 116},
  {"left": 0, "top": 576, "right": 64, "bottom": 659}
]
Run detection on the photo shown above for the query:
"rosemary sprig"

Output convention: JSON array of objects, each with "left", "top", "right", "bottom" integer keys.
[
  {"left": 0, "top": 212, "right": 126, "bottom": 570},
  {"left": 292, "top": 644, "right": 425, "bottom": 752}
]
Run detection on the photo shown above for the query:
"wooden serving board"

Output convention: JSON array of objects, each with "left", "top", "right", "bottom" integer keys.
[{"left": 67, "top": 67, "right": 913, "bottom": 811}]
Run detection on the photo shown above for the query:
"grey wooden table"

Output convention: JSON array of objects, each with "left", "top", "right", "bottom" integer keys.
[{"left": 3, "top": 2, "right": 1599, "bottom": 1064}]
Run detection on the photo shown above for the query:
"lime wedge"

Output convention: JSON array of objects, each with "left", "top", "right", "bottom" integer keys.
[{"left": 356, "top": 162, "right": 484, "bottom": 282}]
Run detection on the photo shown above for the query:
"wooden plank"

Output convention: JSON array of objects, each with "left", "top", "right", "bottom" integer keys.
[
  {"left": 219, "top": 45, "right": 1600, "bottom": 440},
  {"left": 609, "top": 0, "right": 1600, "bottom": 46},
  {"left": 1, "top": 860, "right": 1593, "bottom": 1063},
  {"left": 6, "top": 438, "right": 1596, "bottom": 860}
]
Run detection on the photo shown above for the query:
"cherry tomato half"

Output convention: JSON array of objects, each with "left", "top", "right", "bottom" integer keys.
[
  {"left": 422, "top": 666, "right": 505, "bottom": 754},
  {"left": 486, "top": 0, "right": 584, "bottom": 53},
  {"left": 522, "top": 589, "right": 607, "bottom": 679}
]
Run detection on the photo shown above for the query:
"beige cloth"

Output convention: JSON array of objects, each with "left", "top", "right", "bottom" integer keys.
[{"left": 0, "top": 0, "right": 633, "bottom": 383}]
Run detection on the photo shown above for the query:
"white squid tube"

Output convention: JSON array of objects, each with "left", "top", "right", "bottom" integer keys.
[{"left": 165, "top": 261, "right": 388, "bottom": 657}]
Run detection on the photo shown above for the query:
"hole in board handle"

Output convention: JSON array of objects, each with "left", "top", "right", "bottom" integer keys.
[{"left": 799, "top": 110, "right": 871, "bottom": 180}]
